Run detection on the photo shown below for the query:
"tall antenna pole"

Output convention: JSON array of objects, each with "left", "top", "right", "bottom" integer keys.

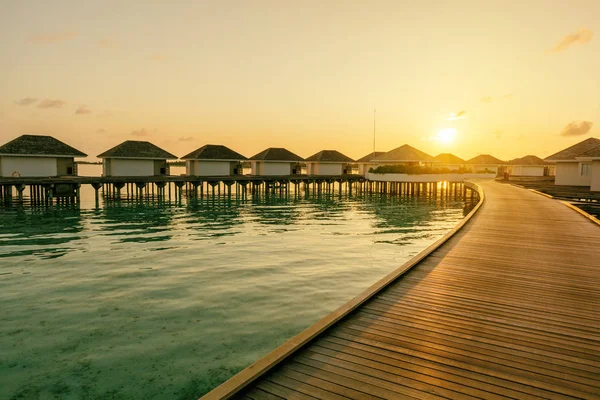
[{"left": 373, "top": 108, "right": 376, "bottom": 155}]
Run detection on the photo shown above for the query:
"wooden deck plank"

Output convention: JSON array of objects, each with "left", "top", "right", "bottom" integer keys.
[
  {"left": 316, "top": 337, "right": 563, "bottom": 400},
  {"left": 203, "top": 181, "right": 600, "bottom": 399}
]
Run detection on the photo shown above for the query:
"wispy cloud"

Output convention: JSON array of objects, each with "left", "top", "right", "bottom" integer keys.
[
  {"left": 29, "top": 31, "right": 78, "bottom": 44},
  {"left": 492, "top": 130, "right": 503, "bottom": 139},
  {"left": 131, "top": 128, "right": 151, "bottom": 137},
  {"left": 178, "top": 137, "right": 194, "bottom": 142},
  {"left": 15, "top": 97, "right": 38, "bottom": 106},
  {"left": 548, "top": 29, "right": 593, "bottom": 53},
  {"left": 75, "top": 105, "right": 92, "bottom": 115},
  {"left": 37, "top": 99, "right": 66, "bottom": 109},
  {"left": 503, "top": 93, "right": 513, "bottom": 99},
  {"left": 481, "top": 97, "right": 493, "bottom": 103},
  {"left": 96, "top": 129, "right": 108, "bottom": 134},
  {"left": 98, "top": 38, "right": 119, "bottom": 49},
  {"left": 446, "top": 110, "right": 467, "bottom": 121},
  {"left": 560, "top": 121, "right": 593, "bottom": 136}
]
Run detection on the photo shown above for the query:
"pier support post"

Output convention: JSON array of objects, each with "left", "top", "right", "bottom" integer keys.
[
  {"left": 91, "top": 183, "right": 102, "bottom": 206},
  {"left": 175, "top": 181, "right": 185, "bottom": 202},
  {"left": 15, "top": 184, "right": 25, "bottom": 204},
  {"left": 114, "top": 182, "right": 125, "bottom": 200},
  {"left": 156, "top": 181, "right": 167, "bottom": 199},
  {"left": 135, "top": 182, "right": 146, "bottom": 200}
]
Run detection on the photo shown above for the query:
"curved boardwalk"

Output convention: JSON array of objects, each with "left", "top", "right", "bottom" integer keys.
[{"left": 207, "top": 181, "right": 600, "bottom": 400}]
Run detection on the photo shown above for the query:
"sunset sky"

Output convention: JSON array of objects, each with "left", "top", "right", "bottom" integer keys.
[{"left": 1, "top": 0, "right": 599, "bottom": 161}]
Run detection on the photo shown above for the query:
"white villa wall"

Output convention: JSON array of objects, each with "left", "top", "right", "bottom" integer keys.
[
  {"left": 508, "top": 165, "right": 545, "bottom": 177},
  {"left": 555, "top": 162, "right": 592, "bottom": 186},
  {"left": 252, "top": 162, "right": 292, "bottom": 176},
  {"left": 0, "top": 156, "right": 57, "bottom": 177},
  {"left": 188, "top": 161, "right": 231, "bottom": 176},
  {"left": 366, "top": 172, "right": 496, "bottom": 182},
  {"left": 308, "top": 163, "right": 343, "bottom": 175},
  {"left": 251, "top": 161, "right": 261, "bottom": 175},
  {"left": 107, "top": 159, "right": 155, "bottom": 177},
  {"left": 591, "top": 161, "right": 600, "bottom": 192},
  {"left": 358, "top": 163, "right": 372, "bottom": 176}
]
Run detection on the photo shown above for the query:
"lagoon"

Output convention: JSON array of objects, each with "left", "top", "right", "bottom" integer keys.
[{"left": 0, "top": 175, "right": 470, "bottom": 399}]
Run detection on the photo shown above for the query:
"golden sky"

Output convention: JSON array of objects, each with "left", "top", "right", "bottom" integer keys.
[{"left": 1, "top": 0, "right": 599, "bottom": 161}]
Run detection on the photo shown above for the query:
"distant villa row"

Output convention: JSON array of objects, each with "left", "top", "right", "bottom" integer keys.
[{"left": 0, "top": 135, "right": 598, "bottom": 191}]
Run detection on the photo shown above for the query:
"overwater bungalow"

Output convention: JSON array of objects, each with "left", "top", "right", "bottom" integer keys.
[
  {"left": 305, "top": 150, "right": 354, "bottom": 176},
  {"left": 181, "top": 144, "right": 247, "bottom": 176},
  {"left": 433, "top": 153, "right": 466, "bottom": 171},
  {"left": 0, "top": 134, "right": 87, "bottom": 177},
  {"left": 503, "top": 155, "right": 553, "bottom": 177},
  {"left": 577, "top": 146, "right": 600, "bottom": 191},
  {"left": 466, "top": 154, "right": 504, "bottom": 175},
  {"left": 372, "top": 144, "right": 435, "bottom": 166},
  {"left": 544, "top": 137, "right": 600, "bottom": 188},
  {"left": 97, "top": 140, "right": 177, "bottom": 177},
  {"left": 249, "top": 147, "right": 304, "bottom": 176},
  {"left": 356, "top": 151, "right": 386, "bottom": 176}
]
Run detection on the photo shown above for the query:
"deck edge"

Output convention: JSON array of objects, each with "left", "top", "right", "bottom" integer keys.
[
  {"left": 514, "top": 184, "right": 600, "bottom": 227},
  {"left": 528, "top": 188, "right": 555, "bottom": 199},
  {"left": 560, "top": 201, "right": 600, "bottom": 227},
  {"left": 199, "top": 181, "right": 485, "bottom": 400}
]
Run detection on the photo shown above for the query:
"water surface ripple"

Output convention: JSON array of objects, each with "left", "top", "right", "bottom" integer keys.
[{"left": 0, "top": 188, "right": 468, "bottom": 399}]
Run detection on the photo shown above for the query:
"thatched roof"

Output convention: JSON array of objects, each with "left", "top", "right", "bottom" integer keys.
[
  {"left": 181, "top": 144, "right": 247, "bottom": 160},
  {"left": 356, "top": 151, "right": 386, "bottom": 163},
  {"left": 0, "top": 134, "right": 87, "bottom": 157},
  {"left": 250, "top": 147, "right": 304, "bottom": 161},
  {"left": 577, "top": 144, "right": 600, "bottom": 159},
  {"left": 545, "top": 137, "right": 600, "bottom": 161},
  {"left": 373, "top": 145, "right": 434, "bottom": 162},
  {"left": 305, "top": 150, "right": 354, "bottom": 163},
  {"left": 466, "top": 154, "right": 504, "bottom": 165},
  {"left": 508, "top": 155, "right": 548, "bottom": 165},
  {"left": 97, "top": 140, "right": 177, "bottom": 159},
  {"left": 434, "top": 153, "right": 465, "bottom": 164}
]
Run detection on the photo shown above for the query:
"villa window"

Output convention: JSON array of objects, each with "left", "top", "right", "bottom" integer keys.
[{"left": 580, "top": 163, "right": 592, "bottom": 176}]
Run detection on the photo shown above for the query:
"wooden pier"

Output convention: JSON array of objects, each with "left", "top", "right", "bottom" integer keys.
[
  {"left": 203, "top": 180, "right": 600, "bottom": 400},
  {"left": 0, "top": 175, "right": 472, "bottom": 206}
]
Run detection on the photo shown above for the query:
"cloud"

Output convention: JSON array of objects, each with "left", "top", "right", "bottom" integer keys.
[
  {"left": 98, "top": 38, "right": 119, "bottom": 49},
  {"left": 446, "top": 110, "right": 467, "bottom": 120},
  {"left": 15, "top": 97, "right": 38, "bottom": 106},
  {"left": 131, "top": 128, "right": 151, "bottom": 137},
  {"left": 549, "top": 29, "right": 593, "bottom": 53},
  {"left": 560, "top": 121, "right": 593, "bottom": 136},
  {"left": 37, "top": 99, "right": 66, "bottom": 109},
  {"left": 481, "top": 97, "right": 493, "bottom": 103},
  {"left": 503, "top": 93, "right": 513, "bottom": 99},
  {"left": 75, "top": 105, "right": 92, "bottom": 115},
  {"left": 492, "top": 130, "right": 503, "bottom": 139},
  {"left": 178, "top": 136, "right": 194, "bottom": 142},
  {"left": 29, "top": 31, "right": 78, "bottom": 44},
  {"left": 96, "top": 129, "right": 108, "bottom": 134}
]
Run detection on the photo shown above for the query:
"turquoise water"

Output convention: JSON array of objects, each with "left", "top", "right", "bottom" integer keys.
[{"left": 0, "top": 182, "right": 470, "bottom": 400}]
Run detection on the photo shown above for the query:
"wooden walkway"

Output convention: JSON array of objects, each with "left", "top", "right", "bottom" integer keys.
[{"left": 204, "top": 181, "right": 600, "bottom": 400}]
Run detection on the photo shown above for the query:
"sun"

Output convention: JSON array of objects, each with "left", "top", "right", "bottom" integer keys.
[{"left": 435, "top": 128, "right": 457, "bottom": 144}]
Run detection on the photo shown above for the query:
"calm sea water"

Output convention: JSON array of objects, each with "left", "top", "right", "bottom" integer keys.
[{"left": 0, "top": 167, "right": 471, "bottom": 399}]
